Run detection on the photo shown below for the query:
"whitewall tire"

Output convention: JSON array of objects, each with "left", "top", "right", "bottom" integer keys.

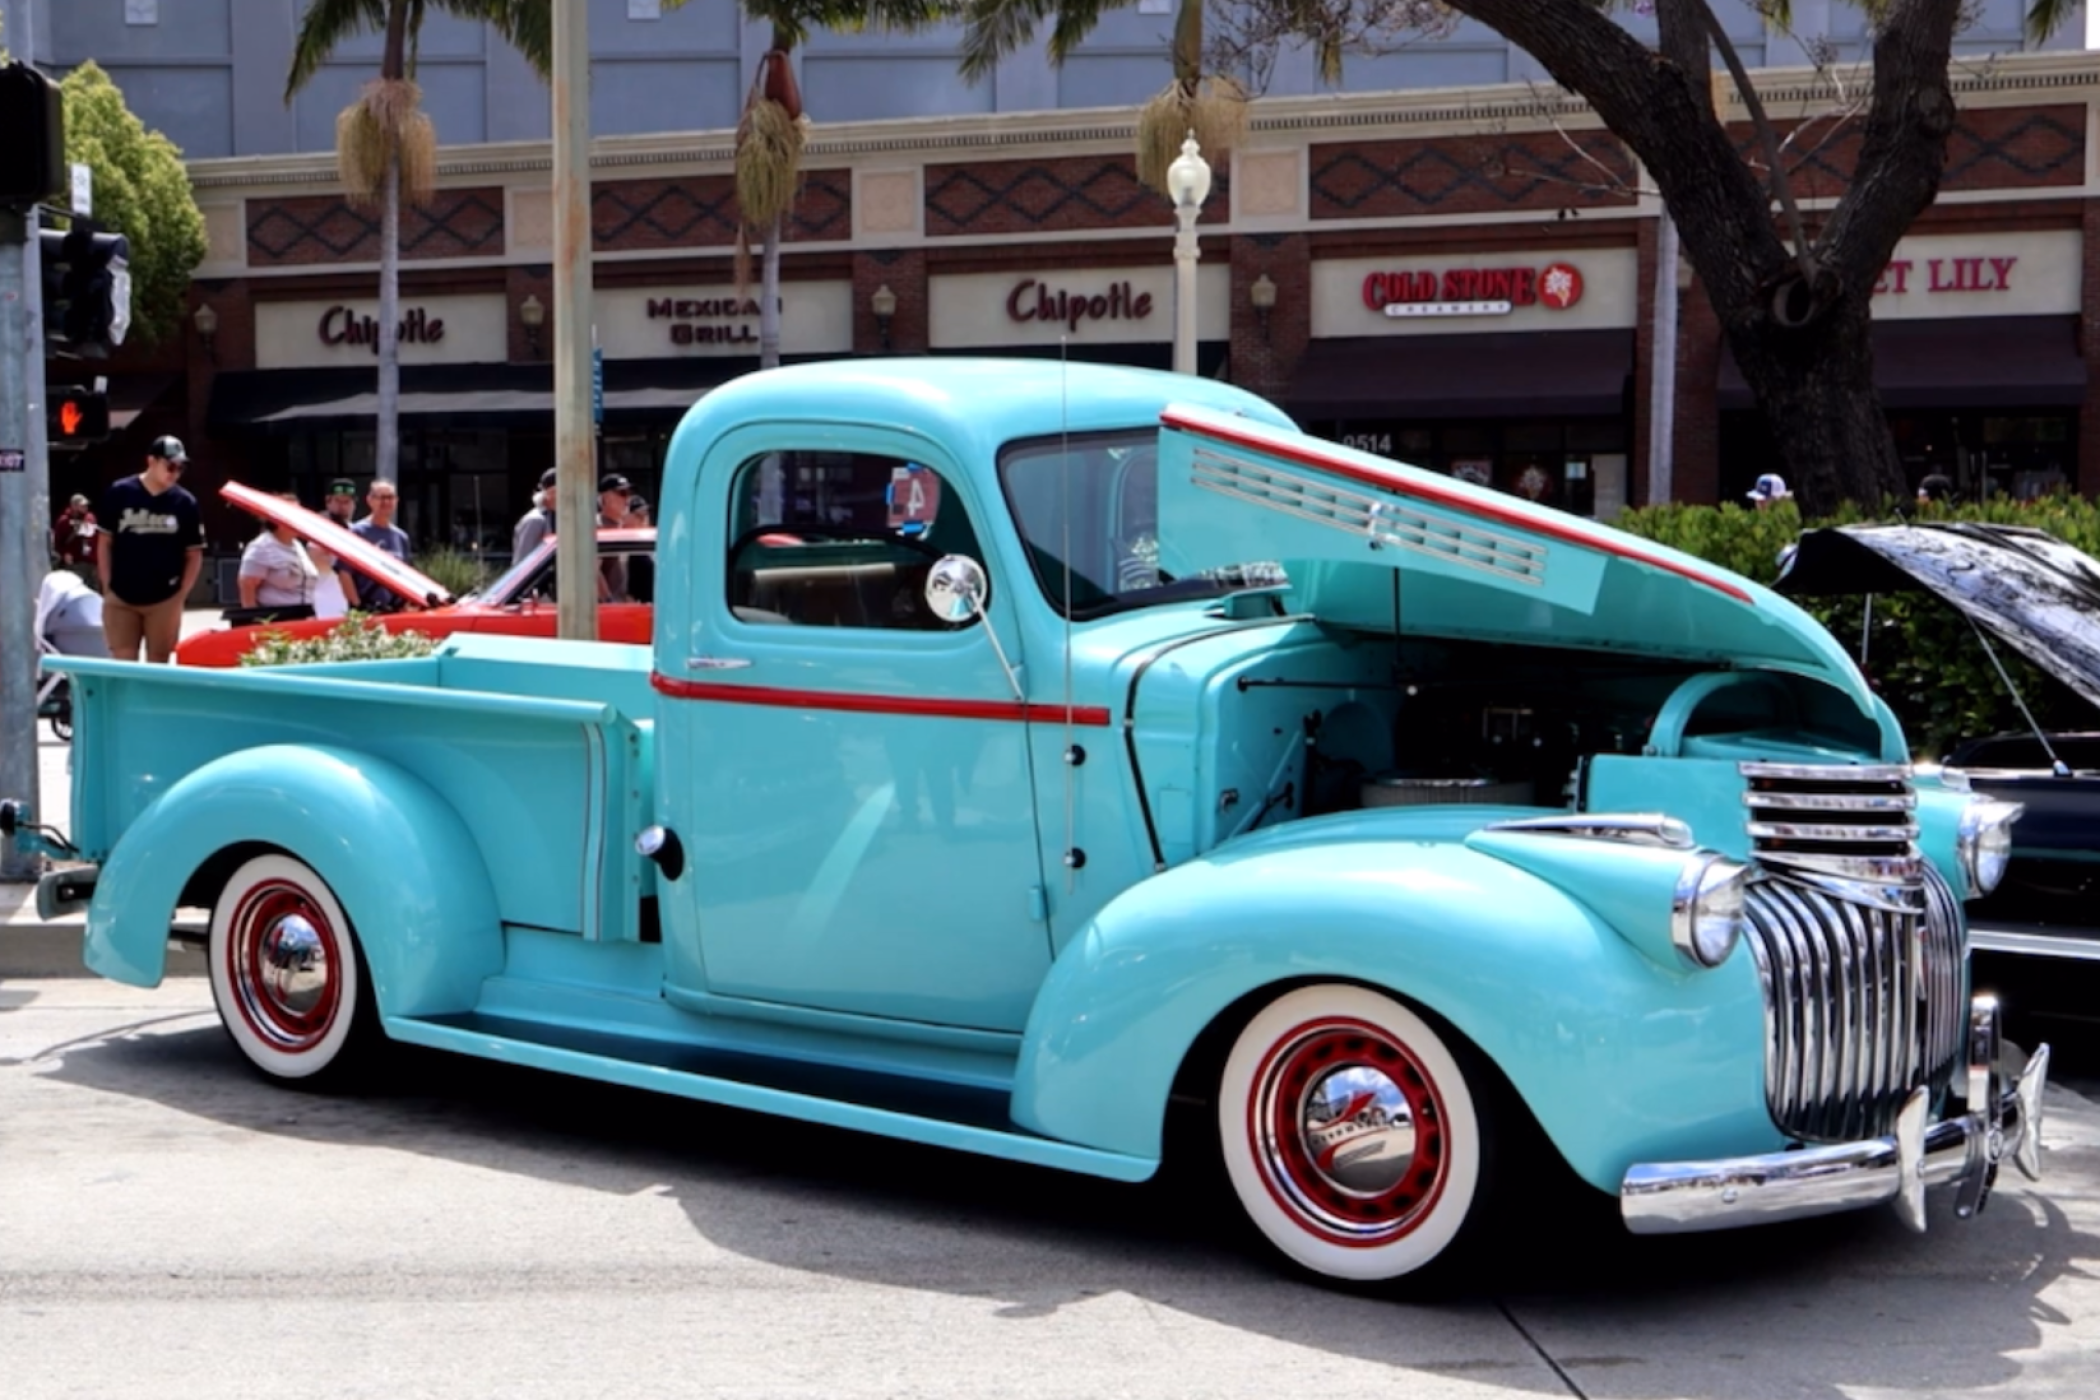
[
  {"left": 208, "top": 854, "right": 370, "bottom": 1083},
  {"left": 1218, "top": 984, "right": 1486, "bottom": 1282}
]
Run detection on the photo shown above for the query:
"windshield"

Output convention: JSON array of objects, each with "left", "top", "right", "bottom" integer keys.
[{"left": 999, "top": 429, "right": 1285, "bottom": 619}]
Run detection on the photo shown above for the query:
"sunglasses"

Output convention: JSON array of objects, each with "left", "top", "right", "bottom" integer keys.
[{"left": 158, "top": 458, "right": 185, "bottom": 474}]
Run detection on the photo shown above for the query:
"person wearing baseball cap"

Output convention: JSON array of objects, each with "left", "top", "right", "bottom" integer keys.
[
  {"left": 513, "top": 467, "right": 559, "bottom": 561},
  {"left": 323, "top": 477, "right": 359, "bottom": 526},
  {"left": 1746, "top": 473, "right": 1792, "bottom": 509},
  {"left": 96, "top": 435, "right": 205, "bottom": 663}
]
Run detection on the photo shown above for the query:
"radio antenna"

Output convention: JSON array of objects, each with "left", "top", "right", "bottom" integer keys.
[{"left": 1060, "top": 336, "right": 1079, "bottom": 894}]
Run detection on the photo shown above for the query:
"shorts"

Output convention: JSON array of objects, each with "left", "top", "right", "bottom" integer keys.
[{"left": 103, "top": 591, "right": 187, "bottom": 663}]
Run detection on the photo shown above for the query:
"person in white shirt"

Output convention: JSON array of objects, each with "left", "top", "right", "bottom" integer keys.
[{"left": 239, "top": 493, "right": 345, "bottom": 618}]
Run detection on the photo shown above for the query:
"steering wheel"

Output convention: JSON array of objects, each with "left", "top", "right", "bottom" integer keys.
[{"left": 727, "top": 523, "right": 950, "bottom": 566}]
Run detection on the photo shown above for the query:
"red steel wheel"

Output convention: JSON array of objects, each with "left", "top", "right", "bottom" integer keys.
[
  {"left": 208, "top": 854, "right": 370, "bottom": 1082},
  {"left": 1219, "top": 985, "right": 1485, "bottom": 1281}
]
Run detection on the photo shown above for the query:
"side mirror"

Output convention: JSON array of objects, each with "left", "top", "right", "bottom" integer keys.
[{"left": 924, "top": 555, "right": 988, "bottom": 624}]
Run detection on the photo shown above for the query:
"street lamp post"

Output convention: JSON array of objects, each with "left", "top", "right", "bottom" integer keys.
[{"left": 1166, "top": 132, "right": 1211, "bottom": 377}]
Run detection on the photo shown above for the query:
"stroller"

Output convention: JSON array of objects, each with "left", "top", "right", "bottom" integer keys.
[{"left": 35, "top": 571, "right": 108, "bottom": 742}]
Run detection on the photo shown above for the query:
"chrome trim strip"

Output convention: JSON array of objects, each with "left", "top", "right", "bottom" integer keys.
[
  {"left": 1740, "top": 761, "right": 1913, "bottom": 783},
  {"left": 1968, "top": 926, "right": 2100, "bottom": 962},
  {"left": 1622, "top": 1023, "right": 2050, "bottom": 1235},
  {"left": 1745, "top": 820, "right": 1918, "bottom": 843},
  {"left": 1754, "top": 852, "right": 1923, "bottom": 884},
  {"left": 1481, "top": 813, "right": 1695, "bottom": 849},
  {"left": 1742, "top": 790, "right": 1918, "bottom": 812}
]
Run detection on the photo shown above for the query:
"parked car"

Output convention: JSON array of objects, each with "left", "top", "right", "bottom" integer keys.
[
  {"left": 1778, "top": 520, "right": 2100, "bottom": 964},
  {"left": 175, "top": 482, "right": 655, "bottom": 666},
  {"left": 10, "top": 359, "right": 2047, "bottom": 1285}
]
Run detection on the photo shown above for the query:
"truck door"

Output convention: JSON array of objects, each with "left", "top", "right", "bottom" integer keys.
[{"left": 658, "top": 429, "right": 1053, "bottom": 1034}]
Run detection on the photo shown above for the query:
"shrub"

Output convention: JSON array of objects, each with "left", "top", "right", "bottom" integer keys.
[
  {"left": 413, "top": 545, "right": 491, "bottom": 600},
  {"left": 1617, "top": 496, "right": 2096, "bottom": 759},
  {"left": 238, "top": 614, "right": 438, "bottom": 668}
]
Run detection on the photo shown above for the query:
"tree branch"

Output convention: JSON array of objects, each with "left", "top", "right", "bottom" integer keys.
[
  {"left": 1700, "top": 1, "right": 1814, "bottom": 277},
  {"left": 1442, "top": 0, "right": 1786, "bottom": 309},
  {"left": 1818, "top": 0, "right": 1964, "bottom": 293}
]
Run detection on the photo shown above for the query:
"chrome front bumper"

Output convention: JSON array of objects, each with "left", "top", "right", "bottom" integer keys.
[{"left": 1622, "top": 996, "right": 2050, "bottom": 1235}]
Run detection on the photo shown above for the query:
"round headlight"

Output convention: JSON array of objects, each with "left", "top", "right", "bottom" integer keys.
[
  {"left": 1672, "top": 854, "right": 1750, "bottom": 969},
  {"left": 1957, "top": 798, "right": 2024, "bottom": 897}
]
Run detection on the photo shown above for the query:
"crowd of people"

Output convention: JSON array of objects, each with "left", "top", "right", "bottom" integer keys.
[{"left": 511, "top": 469, "right": 654, "bottom": 604}]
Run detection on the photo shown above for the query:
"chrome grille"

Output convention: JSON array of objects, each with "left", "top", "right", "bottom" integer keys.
[
  {"left": 1736, "top": 762, "right": 1965, "bottom": 1143},
  {"left": 1740, "top": 761, "right": 1917, "bottom": 883}
]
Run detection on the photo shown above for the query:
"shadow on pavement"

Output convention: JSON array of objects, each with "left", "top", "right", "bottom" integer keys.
[{"left": 39, "top": 1013, "right": 2100, "bottom": 1398}]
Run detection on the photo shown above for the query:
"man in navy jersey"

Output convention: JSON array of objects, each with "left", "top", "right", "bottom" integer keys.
[{"left": 96, "top": 436, "right": 205, "bottom": 663}]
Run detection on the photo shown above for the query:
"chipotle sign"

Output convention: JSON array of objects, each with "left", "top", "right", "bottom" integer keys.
[
  {"left": 1362, "top": 262, "right": 1585, "bottom": 318},
  {"left": 1006, "top": 277, "right": 1154, "bottom": 332}
]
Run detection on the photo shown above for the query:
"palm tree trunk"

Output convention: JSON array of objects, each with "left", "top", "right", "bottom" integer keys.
[
  {"left": 377, "top": 149, "right": 401, "bottom": 485},
  {"left": 760, "top": 211, "right": 783, "bottom": 370}
]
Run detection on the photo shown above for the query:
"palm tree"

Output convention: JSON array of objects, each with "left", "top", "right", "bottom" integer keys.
[
  {"left": 959, "top": 0, "right": 1245, "bottom": 194},
  {"left": 286, "top": 1, "right": 551, "bottom": 485},
  {"left": 671, "top": 2, "right": 951, "bottom": 368}
]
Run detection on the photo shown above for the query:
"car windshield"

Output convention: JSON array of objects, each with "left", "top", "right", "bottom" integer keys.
[
  {"left": 998, "top": 429, "right": 1285, "bottom": 619},
  {"left": 481, "top": 542, "right": 554, "bottom": 604}
]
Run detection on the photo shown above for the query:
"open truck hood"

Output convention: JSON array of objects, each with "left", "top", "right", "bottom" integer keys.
[
  {"left": 1154, "top": 403, "right": 1876, "bottom": 714},
  {"left": 1778, "top": 521, "right": 2100, "bottom": 713},
  {"left": 222, "top": 480, "right": 453, "bottom": 610}
]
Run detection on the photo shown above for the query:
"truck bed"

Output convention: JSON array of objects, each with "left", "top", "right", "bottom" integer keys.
[{"left": 56, "top": 635, "right": 657, "bottom": 943}]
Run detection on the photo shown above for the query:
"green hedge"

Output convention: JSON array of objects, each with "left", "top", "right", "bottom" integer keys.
[{"left": 1615, "top": 498, "right": 2098, "bottom": 759}]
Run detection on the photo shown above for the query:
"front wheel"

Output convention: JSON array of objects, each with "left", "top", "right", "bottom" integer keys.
[
  {"left": 208, "top": 853, "right": 378, "bottom": 1085},
  {"left": 1217, "top": 984, "right": 1489, "bottom": 1283}
]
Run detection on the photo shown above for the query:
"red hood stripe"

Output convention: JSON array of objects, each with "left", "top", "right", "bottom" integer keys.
[{"left": 1160, "top": 406, "right": 1753, "bottom": 605}]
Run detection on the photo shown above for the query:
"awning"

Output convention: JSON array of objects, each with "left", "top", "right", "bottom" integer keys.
[
  {"left": 1719, "top": 315, "right": 2086, "bottom": 411},
  {"left": 931, "top": 341, "right": 1229, "bottom": 378},
  {"left": 1286, "top": 329, "right": 1635, "bottom": 420},
  {"left": 207, "top": 356, "right": 828, "bottom": 434}
]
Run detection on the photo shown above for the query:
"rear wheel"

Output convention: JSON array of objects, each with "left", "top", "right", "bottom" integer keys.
[
  {"left": 1217, "top": 984, "right": 1489, "bottom": 1283},
  {"left": 208, "top": 854, "right": 377, "bottom": 1085}
]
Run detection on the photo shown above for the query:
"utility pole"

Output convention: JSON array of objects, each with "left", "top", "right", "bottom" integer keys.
[
  {"left": 552, "top": 0, "right": 597, "bottom": 643},
  {"left": 1647, "top": 210, "right": 1681, "bottom": 509},
  {"left": 1, "top": 207, "right": 41, "bottom": 881},
  {"left": 3, "top": 11, "right": 56, "bottom": 883}
]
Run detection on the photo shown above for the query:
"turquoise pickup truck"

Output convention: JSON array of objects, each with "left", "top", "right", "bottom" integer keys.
[{"left": 3, "top": 359, "right": 2048, "bottom": 1284}]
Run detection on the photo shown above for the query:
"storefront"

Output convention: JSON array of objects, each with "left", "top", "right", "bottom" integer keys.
[
  {"left": 1289, "top": 247, "right": 1640, "bottom": 517},
  {"left": 1717, "top": 230, "right": 2086, "bottom": 502},
  {"left": 207, "top": 279, "right": 856, "bottom": 560},
  {"left": 926, "top": 264, "right": 1231, "bottom": 374}
]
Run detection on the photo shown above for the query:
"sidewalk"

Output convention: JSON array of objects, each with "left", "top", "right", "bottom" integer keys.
[{"left": 2, "top": 608, "right": 224, "bottom": 976}]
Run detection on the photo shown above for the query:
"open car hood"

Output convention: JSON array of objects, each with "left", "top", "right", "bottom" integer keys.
[
  {"left": 221, "top": 481, "right": 453, "bottom": 610},
  {"left": 1154, "top": 404, "right": 1878, "bottom": 715},
  {"left": 1777, "top": 521, "right": 2100, "bottom": 713}
]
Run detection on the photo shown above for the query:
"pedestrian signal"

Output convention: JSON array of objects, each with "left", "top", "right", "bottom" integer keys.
[{"left": 47, "top": 386, "right": 111, "bottom": 447}]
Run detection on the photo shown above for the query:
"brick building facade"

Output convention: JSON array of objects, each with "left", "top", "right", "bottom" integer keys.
[{"left": 56, "top": 49, "right": 2100, "bottom": 570}]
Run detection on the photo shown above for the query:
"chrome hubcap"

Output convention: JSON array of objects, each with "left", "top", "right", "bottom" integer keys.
[
  {"left": 1301, "top": 1065, "right": 1417, "bottom": 1196},
  {"left": 228, "top": 881, "right": 341, "bottom": 1053},
  {"left": 1251, "top": 1017, "right": 1447, "bottom": 1246}
]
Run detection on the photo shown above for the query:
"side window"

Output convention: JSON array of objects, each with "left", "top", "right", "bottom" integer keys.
[{"left": 726, "top": 450, "right": 984, "bottom": 630}]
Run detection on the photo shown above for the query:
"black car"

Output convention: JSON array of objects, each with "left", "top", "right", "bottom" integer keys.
[{"left": 1778, "top": 521, "right": 2100, "bottom": 967}]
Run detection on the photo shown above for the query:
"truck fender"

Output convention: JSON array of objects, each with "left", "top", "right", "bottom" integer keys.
[
  {"left": 85, "top": 744, "right": 504, "bottom": 1020},
  {"left": 1010, "top": 836, "right": 1771, "bottom": 1192}
]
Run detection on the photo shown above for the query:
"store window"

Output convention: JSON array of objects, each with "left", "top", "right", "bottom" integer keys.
[
  {"left": 1720, "top": 409, "right": 2077, "bottom": 504},
  {"left": 1316, "top": 418, "right": 1629, "bottom": 519}
]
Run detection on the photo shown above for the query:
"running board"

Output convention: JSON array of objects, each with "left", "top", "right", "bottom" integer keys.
[{"left": 384, "top": 1011, "right": 1158, "bottom": 1183}]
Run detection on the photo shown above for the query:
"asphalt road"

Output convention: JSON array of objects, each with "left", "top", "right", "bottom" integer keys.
[{"left": 2, "top": 977, "right": 2098, "bottom": 1400}]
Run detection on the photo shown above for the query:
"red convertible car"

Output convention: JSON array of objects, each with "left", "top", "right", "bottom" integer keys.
[{"left": 176, "top": 482, "right": 655, "bottom": 667}]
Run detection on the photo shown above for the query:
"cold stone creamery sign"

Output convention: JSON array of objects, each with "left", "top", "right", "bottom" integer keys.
[
  {"left": 255, "top": 294, "right": 507, "bottom": 370},
  {"left": 595, "top": 283, "right": 854, "bottom": 359},
  {"left": 931, "top": 266, "right": 1230, "bottom": 347},
  {"left": 1867, "top": 230, "right": 2080, "bottom": 321},
  {"left": 1311, "top": 250, "right": 1638, "bottom": 338},
  {"left": 1362, "top": 261, "right": 1585, "bottom": 317}
]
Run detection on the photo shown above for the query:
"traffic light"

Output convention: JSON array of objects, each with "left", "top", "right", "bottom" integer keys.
[
  {"left": 46, "top": 386, "right": 111, "bottom": 449},
  {"left": 0, "top": 62, "right": 64, "bottom": 210},
  {"left": 38, "top": 224, "right": 132, "bottom": 356}
]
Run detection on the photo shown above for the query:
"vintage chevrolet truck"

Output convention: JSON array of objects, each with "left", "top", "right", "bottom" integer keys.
[{"left": 3, "top": 358, "right": 2049, "bottom": 1284}]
